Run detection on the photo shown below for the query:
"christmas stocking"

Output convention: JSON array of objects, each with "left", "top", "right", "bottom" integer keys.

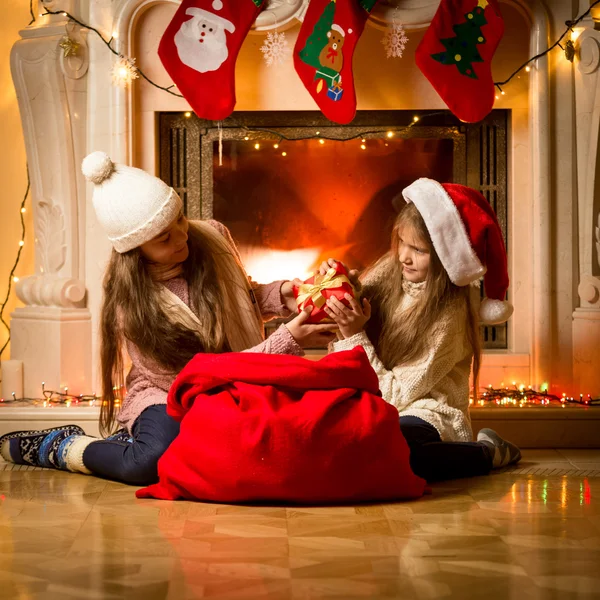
[
  {"left": 159, "top": 0, "right": 265, "bottom": 121},
  {"left": 294, "top": 0, "right": 380, "bottom": 125},
  {"left": 415, "top": 0, "right": 504, "bottom": 123}
]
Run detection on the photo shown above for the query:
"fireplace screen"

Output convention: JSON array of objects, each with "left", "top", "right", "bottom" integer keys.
[{"left": 159, "top": 111, "right": 508, "bottom": 349}]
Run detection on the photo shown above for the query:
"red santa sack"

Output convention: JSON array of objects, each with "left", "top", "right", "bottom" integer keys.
[{"left": 137, "top": 347, "right": 426, "bottom": 504}]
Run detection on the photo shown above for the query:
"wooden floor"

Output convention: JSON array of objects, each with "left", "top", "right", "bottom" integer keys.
[{"left": 1, "top": 449, "right": 599, "bottom": 599}]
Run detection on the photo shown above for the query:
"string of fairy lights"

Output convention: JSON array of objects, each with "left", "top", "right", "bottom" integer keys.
[
  {"left": 471, "top": 384, "right": 600, "bottom": 408},
  {"left": 0, "top": 382, "right": 128, "bottom": 408},
  {"left": 2, "top": 381, "right": 598, "bottom": 408},
  {"left": 2, "top": 2, "right": 600, "bottom": 406}
]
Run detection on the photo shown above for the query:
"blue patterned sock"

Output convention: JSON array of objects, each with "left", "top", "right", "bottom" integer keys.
[
  {"left": 0, "top": 425, "right": 85, "bottom": 467},
  {"left": 105, "top": 429, "right": 133, "bottom": 444},
  {"left": 56, "top": 434, "right": 81, "bottom": 471}
]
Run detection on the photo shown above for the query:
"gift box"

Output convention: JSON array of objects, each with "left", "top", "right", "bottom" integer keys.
[
  {"left": 327, "top": 84, "right": 343, "bottom": 101},
  {"left": 293, "top": 262, "right": 359, "bottom": 324}
]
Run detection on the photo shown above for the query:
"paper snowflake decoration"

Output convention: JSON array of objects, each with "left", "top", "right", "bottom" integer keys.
[
  {"left": 111, "top": 55, "right": 139, "bottom": 87},
  {"left": 382, "top": 23, "right": 409, "bottom": 59},
  {"left": 260, "top": 31, "right": 290, "bottom": 67}
]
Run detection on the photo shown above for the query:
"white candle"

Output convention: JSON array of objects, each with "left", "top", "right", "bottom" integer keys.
[{"left": 1, "top": 360, "right": 24, "bottom": 400}]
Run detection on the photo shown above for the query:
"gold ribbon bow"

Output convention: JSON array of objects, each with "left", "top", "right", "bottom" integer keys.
[{"left": 296, "top": 267, "right": 352, "bottom": 311}]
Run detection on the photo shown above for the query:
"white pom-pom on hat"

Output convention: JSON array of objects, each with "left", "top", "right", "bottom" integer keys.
[
  {"left": 480, "top": 298, "right": 514, "bottom": 325},
  {"left": 82, "top": 151, "right": 115, "bottom": 185}
]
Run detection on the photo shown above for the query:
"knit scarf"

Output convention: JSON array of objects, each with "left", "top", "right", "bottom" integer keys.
[{"left": 156, "top": 221, "right": 264, "bottom": 352}]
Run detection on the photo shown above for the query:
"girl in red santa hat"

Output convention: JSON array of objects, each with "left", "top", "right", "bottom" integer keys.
[
  {"left": 0, "top": 152, "right": 335, "bottom": 485},
  {"left": 323, "top": 178, "right": 521, "bottom": 482}
]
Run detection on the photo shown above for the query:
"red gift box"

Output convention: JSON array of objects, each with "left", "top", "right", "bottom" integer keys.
[{"left": 293, "top": 262, "right": 359, "bottom": 324}]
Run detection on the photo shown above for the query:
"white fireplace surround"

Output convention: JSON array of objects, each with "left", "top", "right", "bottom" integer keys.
[{"left": 7, "top": 0, "right": 600, "bottom": 400}]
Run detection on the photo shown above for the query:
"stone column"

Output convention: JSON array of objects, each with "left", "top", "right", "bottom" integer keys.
[
  {"left": 9, "top": 0, "right": 92, "bottom": 398},
  {"left": 573, "top": 18, "right": 600, "bottom": 396}
]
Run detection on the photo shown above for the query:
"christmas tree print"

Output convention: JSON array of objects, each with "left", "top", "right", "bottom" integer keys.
[
  {"left": 431, "top": 1, "right": 488, "bottom": 79},
  {"left": 359, "top": 0, "right": 378, "bottom": 12},
  {"left": 298, "top": 0, "right": 336, "bottom": 69}
]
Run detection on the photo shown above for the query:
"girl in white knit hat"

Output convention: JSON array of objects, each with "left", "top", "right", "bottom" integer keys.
[
  {"left": 0, "top": 152, "right": 336, "bottom": 485},
  {"left": 323, "top": 178, "right": 521, "bottom": 482}
]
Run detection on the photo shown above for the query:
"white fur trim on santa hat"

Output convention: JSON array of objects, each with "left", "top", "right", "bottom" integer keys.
[
  {"left": 331, "top": 24, "right": 345, "bottom": 36},
  {"left": 402, "top": 178, "right": 486, "bottom": 287},
  {"left": 480, "top": 298, "right": 514, "bottom": 325}
]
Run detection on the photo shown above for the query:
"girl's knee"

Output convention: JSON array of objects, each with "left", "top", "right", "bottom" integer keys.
[{"left": 120, "top": 457, "right": 159, "bottom": 486}]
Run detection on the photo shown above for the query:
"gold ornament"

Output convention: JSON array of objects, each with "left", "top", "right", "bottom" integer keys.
[
  {"left": 59, "top": 35, "right": 80, "bottom": 58},
  {"left": 478, "top": 0, "right": 489, "bottom": 8},
  {"left": 564, "top": 40, "right": 575, "bottom": 62}
]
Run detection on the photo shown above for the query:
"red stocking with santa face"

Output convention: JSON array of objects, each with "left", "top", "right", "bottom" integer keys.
[
  {"left": 294, "top": 0, "right": 379, "bottom": 125},
  {"left": 159, "top": 0, "right": 265, "bottom": 121},
  {"left": 415, "top": 0, "right": 504, "bottom": 123}
]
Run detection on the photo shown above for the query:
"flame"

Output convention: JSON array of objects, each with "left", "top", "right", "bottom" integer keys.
[{"left": 240, "top": 246, "right": 321, "bottom": 284}]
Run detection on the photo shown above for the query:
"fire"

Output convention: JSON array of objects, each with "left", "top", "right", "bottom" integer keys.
[{"left": 240, "top": 246, "right": 321, "bottom": 284}]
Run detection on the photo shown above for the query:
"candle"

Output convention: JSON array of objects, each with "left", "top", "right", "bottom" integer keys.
[{"left": 1, "top": 360, "right": 24, "bottom": 400}]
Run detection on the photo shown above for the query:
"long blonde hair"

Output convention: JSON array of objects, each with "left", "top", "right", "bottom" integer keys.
[
  {"left": 364, "top": 203, "right": 481, "bottom": 394},
  {"left": 98, "top": 221, "right": 261, "bottom": 435}
]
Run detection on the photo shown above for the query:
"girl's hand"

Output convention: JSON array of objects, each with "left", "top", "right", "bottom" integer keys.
[
  {"left": 318, "top": 258, "right": 360, "bottom": 288},
  {"left": 285, "top": 306, "right": 338, "bottom": 348},
  {"left": 323, "top": 294, "right": 371, "bottom": 339},
  {"left": 280, "top": 279, "right": 304, "bottom": 313}
]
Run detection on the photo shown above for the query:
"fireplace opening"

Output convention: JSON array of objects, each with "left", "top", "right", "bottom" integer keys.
[
  {"left": 159, "top": 110, "right": 508, "bottom": 349},
  {"left": 213, "top": 136, "right": 455, "bottom": 282}
]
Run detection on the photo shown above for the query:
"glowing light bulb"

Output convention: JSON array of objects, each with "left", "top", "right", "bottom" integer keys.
[
  {"left": 281, "top": 151, "right": 287, "bottom": 157},
  {"left": 21, "top": 208, "right": 26, "bottom": 213},
  {"left": 12, "top": 276, "right": 19, "bottom": 283},
  {"left": 319, "top": 139, "right": 325, "bottom": 145},
  {"left": 19, "top": 241, "right": 24, "bottom": 247},
  {"left": 184, "top": 112, "right": 191, "bottom": 118},
  {"left": 413, "top": 116, "right": 420, "bottom": 123},
  {"left": 387, "top": 131, "right": 394, "bottom": 138},
  {"left": 525, "top": 66, "right": 531, "bottom": 72},
  {"left": 254, "top": 143, "right": 260, "bottom": 150},
  {"left": 360, "top": 144, "right": 366, "bottom": 150},
  {"left": 273, "top": 144, "right": 279, "bottom": 149},
  {"left": 244, "top": 136, "right": 249, "bottom": 141}
]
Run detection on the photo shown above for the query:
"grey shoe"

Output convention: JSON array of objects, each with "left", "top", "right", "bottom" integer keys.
[{"left": 477, "top": 428, "right": 522, "bottom": 468}]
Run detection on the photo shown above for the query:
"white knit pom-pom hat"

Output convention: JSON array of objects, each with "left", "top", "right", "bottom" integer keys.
[{"left": 82, "top": 151, "right": 183, "bottom": 253}]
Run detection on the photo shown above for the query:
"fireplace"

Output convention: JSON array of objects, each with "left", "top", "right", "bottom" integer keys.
[{"left": 160, "top": 110, "right": 509, "bottom": 349}]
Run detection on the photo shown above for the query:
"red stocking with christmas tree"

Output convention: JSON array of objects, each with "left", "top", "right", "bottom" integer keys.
[
  {"left": 294, "top": 0, "right": 380, "bottom": 125},
  {"left": 415, "top": 0, "right": 504, "bottom": 123},
  {"left": 159, "top": 0, "right": 265, "bottom": 121}
]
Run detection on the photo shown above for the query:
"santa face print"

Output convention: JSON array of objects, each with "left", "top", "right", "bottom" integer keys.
[{"left": 174, "top": 7, "right": 236, "bottom": 74}]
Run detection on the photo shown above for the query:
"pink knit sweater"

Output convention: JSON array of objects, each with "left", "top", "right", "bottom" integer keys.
[{"left": 117, "top": 221, "right": 301, "bottom": 433}]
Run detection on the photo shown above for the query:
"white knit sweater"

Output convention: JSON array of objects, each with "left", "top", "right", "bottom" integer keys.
[{"left": 330, "top": 269, "right": 474, "bottom": 442}]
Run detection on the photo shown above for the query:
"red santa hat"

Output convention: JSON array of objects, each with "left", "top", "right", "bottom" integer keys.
[{"left": 402, "top": 178, "right": 513, "bottom": 325}]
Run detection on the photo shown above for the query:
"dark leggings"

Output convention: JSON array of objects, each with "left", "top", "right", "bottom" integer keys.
[
  {"left": 83, "top": 405, "right": 180, "bottom": 486},
  {"left": 400, "top": 416, "right": 493, "bottom": 482}
]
